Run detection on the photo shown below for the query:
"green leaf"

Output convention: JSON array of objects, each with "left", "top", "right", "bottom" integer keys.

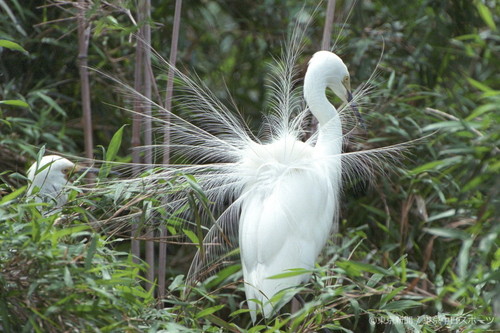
[
  {"left": 467, "top": 77, "right": 494, "bottom": 93},
  {"left": 380, "top": 286, "right": 406, "bottom": 306},
  {"left": 194, "top": 304, "right": 225, "bottom": 319},
  {"left": 206, "top": 264, "right": 241, "bottom": 289},
  {"left": 64, "top": 267, "right": 74, "bottom": 288},
  {"left": 0, "top": 39, "right": 28, "bottom": 53},
  {"left": 230, "top": 308, "right": 251, "bottom": 317},
  {"left": 466, "top": 103, "right": 497, "bottom": 121},
  {"left": 248, "top": 325, "right": 267, "bottom": 333},
  {"left": 361, "top": 204, "right": 387, "bottom": 218},
  {"left": 0, "top": 186, "right": 26, "bottom": 205},
  {"left": 475, "top": 1, "right": 497, "bottom": 30},
  {"left": 187, "top": 192, "right": 205, "bottom": 259},
  {"left": 408, "top": 156, "right": 462, "bottom": 175},
  {"left": 100, "top": 125, "right": 125, "bottom": 178},
  {"left": 182, "top": 228, "right": 199, "bottom": 245},
  {"left": 423, "top": 227, "right": 470, "bottom": 240},
  {"left": 106, "top": 125, "right": 125, "bottom": 162},
  {"left": 421, "top": 120, "right": 481, "bottom": 133},
  {"left": 85, "top": 235, "right": 99, "bottom": 270},
  {"left": 33, "top": 91, "right": 67, "bottom": 116},
  {"left": 427, "top": 209, "right": 457, "bottom": 222},
  {"left": 458, "top": 238, "right": 474, "bottom": 278},
  {"left": 267, "top": 268, "right": 311, "bottom": 279},
  {"left": 381, "top": 300, "right": 421, "bottom": 311},
  {"left": 0, "top": 99, "right": 30, "bottom": 108},
  {"left": 45, "top": 225, "right": 89, "bottom": 243},
  {"left": 462, "top": 174, "right": 489, "bottom": 192},
  {"left": 336, "top": 260, "right": 389, "bottom": 277}
]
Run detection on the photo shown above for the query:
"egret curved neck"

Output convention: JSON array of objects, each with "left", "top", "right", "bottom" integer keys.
[{"left": 304, "top": 77, "right": 343, "bottom": 154}]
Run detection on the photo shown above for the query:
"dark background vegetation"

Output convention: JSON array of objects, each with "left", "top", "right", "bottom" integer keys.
[{"left": 0, "top": 0, "right": 498, "bottom": 332}]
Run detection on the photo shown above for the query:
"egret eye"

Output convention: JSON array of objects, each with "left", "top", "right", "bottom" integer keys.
[
  {"left": 62, "top": 168, "right": 70, "bottom": 175},
  {"left": 343, "top": 75, "right": 350, "bottom": 83}
]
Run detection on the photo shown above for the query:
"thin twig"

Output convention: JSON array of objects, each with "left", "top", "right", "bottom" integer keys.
[{"left": 424, "top": 107, "right": 484, "bottom": 138}]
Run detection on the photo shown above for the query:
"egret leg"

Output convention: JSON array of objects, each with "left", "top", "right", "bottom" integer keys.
[{"left": 290, "top": 294, "right": 304, "bottom": 314}]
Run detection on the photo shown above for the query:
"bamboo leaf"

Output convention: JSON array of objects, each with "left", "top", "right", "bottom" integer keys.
[
  {"left": 85, "top": 235, "right": 99, "bottom": 270},
  {"left": 64, "top": 267, "right": 74, "bottom": 288},
  {"left": 467, "top": 77, "right": 494, "bottom": 93},
  {"left": 182, "top": 228, "right": 199, "bottom": 245},
  {"left": 100, "top": 125, "right": 125, "bottom": 178},
  {"left": 336, "top": 260, "right": 389, "bottom": 277},
  {"left": 475, "top": 1, "right": 497, "bottom": 30},
  {"left": 33, "top": 91, "right": 67, "bottom": 116},
  {"left": 0, "top": 99, "right": 29, "bottom": 108},
  {"left": 408, "top": 156, "right": 462, "bottom": 175},
  {"left": 0, "top": 39, "right": 28, "bottom": 53},
  {"left": 381, "top": 300, "right": 421, "bottom": 311},
  {"left": 458, "top": 239, "right": 474, "bottom": 278},
  {"left": 466, "top": 103, "right": 497, "bottom": 121},
  {"left": 0, "top": 186, "right": 26, "bottom": 205},
  {"left": 106, "top": 125, "right": 125, "bottom": 162},
  {"left": 194, "top": 304, "right": 225, "bottom": 319},
  {"left": 424, "top": 227, "right": 470, "bottom": 240},
  {"left": 267, "top": 268, "right": 311, "bottom": 280}
]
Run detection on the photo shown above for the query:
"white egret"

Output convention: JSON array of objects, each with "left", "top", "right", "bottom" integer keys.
[
  {"left": 238, "top": 50, "right": 350, "bottom": 320},
  {"left": 26, "top": 155, "right": 98, "bottom": 208},
  {"left": 100, "top": 24, "right": 405, "bottom": 322}
]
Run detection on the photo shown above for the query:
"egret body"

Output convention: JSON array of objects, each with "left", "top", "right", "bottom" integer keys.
[
  {"left": 238, "top": 51, "right": 351, "bottom": 320},
  {"left": 27, "top": 155, "right": 79, "bottom": 207},
  {"left": 111, "top": 38, "right": 397, "bottom": 322}
]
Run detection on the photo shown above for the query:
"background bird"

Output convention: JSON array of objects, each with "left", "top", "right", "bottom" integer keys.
[{"left": 26, "top": 155, "right": 98, "bottom": 209}]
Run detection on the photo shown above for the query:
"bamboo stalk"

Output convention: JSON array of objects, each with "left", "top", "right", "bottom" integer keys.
[
  {"left": 77, "top": 0, "right": 93, "bottom": 161},
  {"left": 310, "top": 0, "right": 336, "bottom": 138},
  {"left": 158, "top": 0, "right": 183, "bottom": 304},
  {"left": 131, "top": 5, "right": 144, "bottom": 266},
  {"left": 135, "top": 0, "right": 155, "bottom": 293},
  {"left": 321, "top": 0, "right": 336, "bottom": 51}
]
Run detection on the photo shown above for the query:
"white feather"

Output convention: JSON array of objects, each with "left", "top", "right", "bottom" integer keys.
[
  {"left": 26, "top": 155, "right": 76, "bottom": 208},
  {"left": 91, "top": 17, "right": 411, "bottom": 323}
]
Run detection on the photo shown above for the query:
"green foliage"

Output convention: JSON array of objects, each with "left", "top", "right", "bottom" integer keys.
[
  {"left": 0, "top": 192, "right": 154, "bottom": 332},
  {"left": 0, "top": 0, "right": 498, "bottom": 332}
]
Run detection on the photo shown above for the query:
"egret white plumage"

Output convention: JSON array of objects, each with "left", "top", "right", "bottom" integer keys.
[
  {"left": 27, "top": 155, "right": 98, "bottom": 208},
  {"left": 27, "top": 155, "right": 78, "bottom": 207},
  {"left": 238, "top": 51, "right": 350, "bottom": 320},
  {"left": 99, "top": 22, "right": 406, "bottom": 322}
]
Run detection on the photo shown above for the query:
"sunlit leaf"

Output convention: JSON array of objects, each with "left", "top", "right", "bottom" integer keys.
[
  {"left": 424, "top": 227, "right": 470, "bottom": 240},
  {"left": 267, "top": 268, "right": 311, "bottom": 279},
  {"left": 336, "top": 260, "right": 389, "bottom": 277},
  {"left": 194, "top": 304, "right": 225, "bottom": 319},
  {"left": 0, "top": 39, "right": 28, "bottom": 53},
  {"left": 474, "top": 1, "right": 497, "bottom": 30},
  {"left": 408, "top": 156, "right": 462, "bottom": 175},
  {"left": 381, "top": 300, "right": 421, "bottom": 311},
  {"left": 0, "top": 99, "right": 29, "bottom": 108}
]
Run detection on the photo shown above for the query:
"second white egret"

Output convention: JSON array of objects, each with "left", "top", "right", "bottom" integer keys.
[{"left": 27, "top": 155, "right": 98, "bottom": 209}]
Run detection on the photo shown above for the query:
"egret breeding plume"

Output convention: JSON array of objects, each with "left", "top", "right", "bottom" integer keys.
[
  {"left": 27, "top": 155, "right": 98, "bottom": 208},
  {"left": 101, "top": 22, "right": 406, "bottom": 322}
]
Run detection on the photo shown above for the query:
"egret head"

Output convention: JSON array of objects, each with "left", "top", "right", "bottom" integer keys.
[
  {"left": 27, "top": 155, "right": 98, "bottom": 207},
  {"left": 27, "top": 155, "right": 76, "bottom": 184},
  {"left": 305, "top": 51, "right": 366, "bottom": 128},
  {"left": 308, "top": 51, "right": 352, "bottom": 103}
]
